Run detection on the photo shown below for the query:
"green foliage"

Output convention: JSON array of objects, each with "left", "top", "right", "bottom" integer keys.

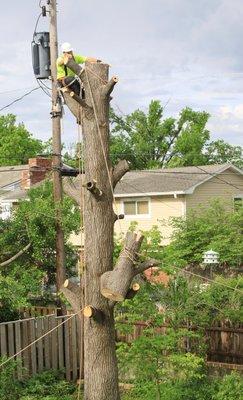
[
  {"left": 110, "top": 101, "right": 242, "bottom": 169},
  {"left": 0, "top": 114, "right": 44, "bottom": 166},
  {"left": 0, "top": 181, "right": 80, "bottom": 320},
  {"left": 0, "top": 365, "right": 77, "bottom": 400},
  {"left": 205, "top": 140, "right": 243, "bottom": 169},
  {"left": 164, "top": 200, "right": 243, "bottom": 269},
  {"left": 110, "top": 101, "right": 210, "bottom": 169},
  {"left": 213, "top": 372, "right": 243, "bottom": 400},
  {"left": 20, "top": 370, "right": 76, "bottom": 398},
  {"left": 0, "top": 357, "right": 22, "bottom": 400}
]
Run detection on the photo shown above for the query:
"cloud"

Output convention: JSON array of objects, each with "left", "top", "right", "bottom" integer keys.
[{"left": 0, "top": 0, "right": 242, "bottom": 149}]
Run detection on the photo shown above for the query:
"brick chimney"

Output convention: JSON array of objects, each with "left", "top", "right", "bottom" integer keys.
[{"left": 21, "top": 157, "right": 52, "bottom": 190}]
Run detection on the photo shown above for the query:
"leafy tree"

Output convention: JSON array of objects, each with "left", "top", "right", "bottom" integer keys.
[
  {"left": 0, "top": 180, "right": 80, "bottom": 320},
  {"left": 205, "top": 139, "right": 243, "bottom": 169},
  {"left": 0, "top": 114, "right": 44, "bottom": 166},
  {"left": 163, "top": 200, "right": 243, "bottom": 270},
  {"left": 110, "top": 101, "right": 243, "bottom": 169}
]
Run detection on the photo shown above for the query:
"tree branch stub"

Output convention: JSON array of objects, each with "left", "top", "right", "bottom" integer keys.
[
  {"left": 83, "top": 305, "right": 104, "bottom": 323},
  {"left": 84, "top": 180, "right": 103, "bottom": 199},
  {"left": 100, "top": 231, "right": 144, "bottom": 302},
  {"left": 102, "top": 76, "right": 119, "bottom": 98}
]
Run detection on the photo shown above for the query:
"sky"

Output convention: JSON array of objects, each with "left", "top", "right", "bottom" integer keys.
[{"left": 0, "top": 0, "right": 243, "bottom": 150}]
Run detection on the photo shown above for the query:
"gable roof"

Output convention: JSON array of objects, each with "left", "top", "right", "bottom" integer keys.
[{"left": 114, "top": 164, "right": 243, "bottom": 197}]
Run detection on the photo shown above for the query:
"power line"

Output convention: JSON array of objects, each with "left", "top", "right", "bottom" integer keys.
[{"left": 0, "top": 87, "right": 40, "bottom": 113}]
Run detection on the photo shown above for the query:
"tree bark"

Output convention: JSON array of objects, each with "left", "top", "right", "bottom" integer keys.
[
  {"left": 62, "top": 61, "right": 120, "bottom": 400},
  {"left": 61, "top": 60, "right": 159, "bottom": 400}
]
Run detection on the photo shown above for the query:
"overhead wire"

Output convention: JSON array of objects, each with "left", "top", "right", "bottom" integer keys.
[
  {"left": 84, "top": 68, "right": 124, "bottom": 236},
  {"left": 0, "top": 310, "right": 84, "bottom": 369},
  {"left": 0, "top": 87, "right": 40, "bottom": 113}
]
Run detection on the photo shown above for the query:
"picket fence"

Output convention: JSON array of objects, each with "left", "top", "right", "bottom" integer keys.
[{"left": 0, "top": 314, "right": 81, "bottom": 381}]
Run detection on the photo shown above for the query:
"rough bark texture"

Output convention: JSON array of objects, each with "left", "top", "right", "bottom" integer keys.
[
  {"left": 100, "top": 231, "right": 144, "bottom": 301},
  {"left": 61, "top": 60, "right": 160, "bottom": 400},
  {"left": 62, "top": 61, "right": 120, "bottom": 400}
]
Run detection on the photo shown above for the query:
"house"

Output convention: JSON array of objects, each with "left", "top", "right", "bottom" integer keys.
[
  {"left": 0, "top": 157, "right": 79, "bottom": 220},
  {"left": 2, "top": 162, "right": 242, "bottom": 245},
  {"left": 0, "top": 158, "right": 52, "bottom": 219},
  {"left": 113, "top": 163, "right": 243, "bottom": 244}
]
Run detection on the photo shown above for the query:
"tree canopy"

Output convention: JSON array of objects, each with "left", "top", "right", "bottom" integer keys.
[
  {"left": 110, "top": 101, "right": 243, "bottom": 169},
  {"left": 0, "top": 114, "right": 44, "bottom": 166},
  {"left": 0, "top": 180, "right": 80, "bottom": 321}
]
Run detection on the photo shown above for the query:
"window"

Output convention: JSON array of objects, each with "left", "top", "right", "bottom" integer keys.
[
  {"left": 0, "top": 203, "right": 12, "bottom": 220},
  {"left": 123, "top": 199, "right": 149, "bottom": 216},
  {"left": 234, "top": 197, "right": 243, "bottom": 211}
]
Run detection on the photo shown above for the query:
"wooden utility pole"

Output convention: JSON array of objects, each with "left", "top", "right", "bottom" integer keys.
[
  {"left": 49, "top": 0, "right": 66, "bottom": 298},
  {"left": 60, "top": 59, "right": 159, "bottom": 400}
]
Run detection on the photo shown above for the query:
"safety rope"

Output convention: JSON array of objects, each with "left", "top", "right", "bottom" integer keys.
[
  {"left": 77, "top": 106, "right": 85, "bottom": 400},
  {"left": 0, "top": 311, "right": 84, "bottom": 369},
  {"left": 84, "top": 68, "right": 124, "bottom": 236}
]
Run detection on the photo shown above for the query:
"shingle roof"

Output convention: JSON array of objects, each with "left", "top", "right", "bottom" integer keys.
[
  {"left": 114, "top": 164, "right": 243, "bottom": 196},
  {"left": 0, "top": 165, "right": 28, "bottom": 189}
]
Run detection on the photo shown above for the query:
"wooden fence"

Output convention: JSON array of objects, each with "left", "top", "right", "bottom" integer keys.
[
  {"left": 116, "top": 321, "right": 243, "bottom": 365},
  {"left": 1, "top": 312, "right": 242, "bottom": 381},
  {"left": 0, "top": 314, "right": 81, "bottom": 381}
]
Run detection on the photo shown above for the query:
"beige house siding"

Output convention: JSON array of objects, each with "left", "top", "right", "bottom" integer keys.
[
  {"left": 186, "top": 168, "right": 243, "bottom": 211},
  {"left": 114, "top": 195, "right": 186, "bottom": 244}
]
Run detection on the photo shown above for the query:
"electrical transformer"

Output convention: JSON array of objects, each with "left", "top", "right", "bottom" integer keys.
[{"left": 32, "top": 32, "right": 51, "bottom": 79}]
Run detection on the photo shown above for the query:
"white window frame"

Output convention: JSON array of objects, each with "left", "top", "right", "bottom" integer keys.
[
  {"left": 0, "top": 202, "right": 12, "bottom": 220},
  {"left": 122, "top": 197, "right": 151, "bottom": 219}
]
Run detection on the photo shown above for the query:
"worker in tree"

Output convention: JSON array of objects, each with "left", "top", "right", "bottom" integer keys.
[{"left": 57, "top": 42, "right": 101, "bottom": 96}]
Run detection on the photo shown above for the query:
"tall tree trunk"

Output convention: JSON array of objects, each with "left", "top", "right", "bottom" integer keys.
[
  {"left": 61, "top": 61, "right": 159, "bottom": 400},
  {"left": 82, "top": 63, "right": 119, "bottom": 399}
]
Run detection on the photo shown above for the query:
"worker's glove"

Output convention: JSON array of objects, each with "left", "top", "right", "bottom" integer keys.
[{"left": 63, "top": 53, "right": 72, "bottom": 64}]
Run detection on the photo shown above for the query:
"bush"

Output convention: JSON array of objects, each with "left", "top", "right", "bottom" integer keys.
[
  {"left": 0, "top": 365, "right": 77, "bottom": 400},
  {"left": 213, "top": 372, "right": 243, "bottom": 400},
  {"left": 0, "top": 357, "right": 22, "bottom": 400}
]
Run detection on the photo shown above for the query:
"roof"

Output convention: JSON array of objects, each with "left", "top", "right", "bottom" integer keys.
[
  {"left": 114, "top": 164, "right": 243, "bottom": 197},
  {"left": 0, "top": 165, "right": 28, "bottom": 189}
]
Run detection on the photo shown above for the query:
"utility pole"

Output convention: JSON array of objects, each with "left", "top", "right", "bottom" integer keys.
[{"left": 49, "top": 0, "right": 66, "bottom": 304}]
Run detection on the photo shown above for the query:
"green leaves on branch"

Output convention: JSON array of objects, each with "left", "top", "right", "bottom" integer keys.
[
  {"left": 110, "top": 101, "right": 243, "bottom": 169},
  {"left": 0, "top": 114, "right": 44, "bottom": 166}
]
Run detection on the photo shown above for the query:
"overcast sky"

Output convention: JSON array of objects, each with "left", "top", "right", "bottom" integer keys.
[{"left": 0, "top": 0, "right": 243, "bottom": 150}]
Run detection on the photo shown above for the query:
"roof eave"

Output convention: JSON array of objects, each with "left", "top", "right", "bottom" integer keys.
[
  {"left": 184, "top": 164, "right": 243, "bottom": 194},
  {"left": 114, "top": 191, "right": 186, "bottom": 198}
]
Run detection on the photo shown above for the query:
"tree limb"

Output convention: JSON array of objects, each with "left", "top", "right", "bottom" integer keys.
[
  {"left": 112, "top": 159, "right": 130, "bottom": 188},
  {"left": 0, "top": 242, "right": 31, "bottom": 268},
  {"left": 65, "top": 58, "right": 83, "bottom": 77},
  {"left": 134, "top": 258, "right": 161, "bottom": 275},
  {"left": 102, "top": 76, "right": 118, "bottom": 97},
  {"left": 63, "top": 177, "right": 82, "bottom": 207},
  {"left": 60, "top": 279, "right": 82, "bottom": 318},
  {"left": 100, "top": 231, "right": 144, "bottom": 302},
  {"left": 60, "top": 88, "right": 93, "bottom": 121}
]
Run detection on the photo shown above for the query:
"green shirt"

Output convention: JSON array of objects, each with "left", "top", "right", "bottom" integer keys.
[{"left": 56, "top": 54, "right": 87, "bottom": 80}]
